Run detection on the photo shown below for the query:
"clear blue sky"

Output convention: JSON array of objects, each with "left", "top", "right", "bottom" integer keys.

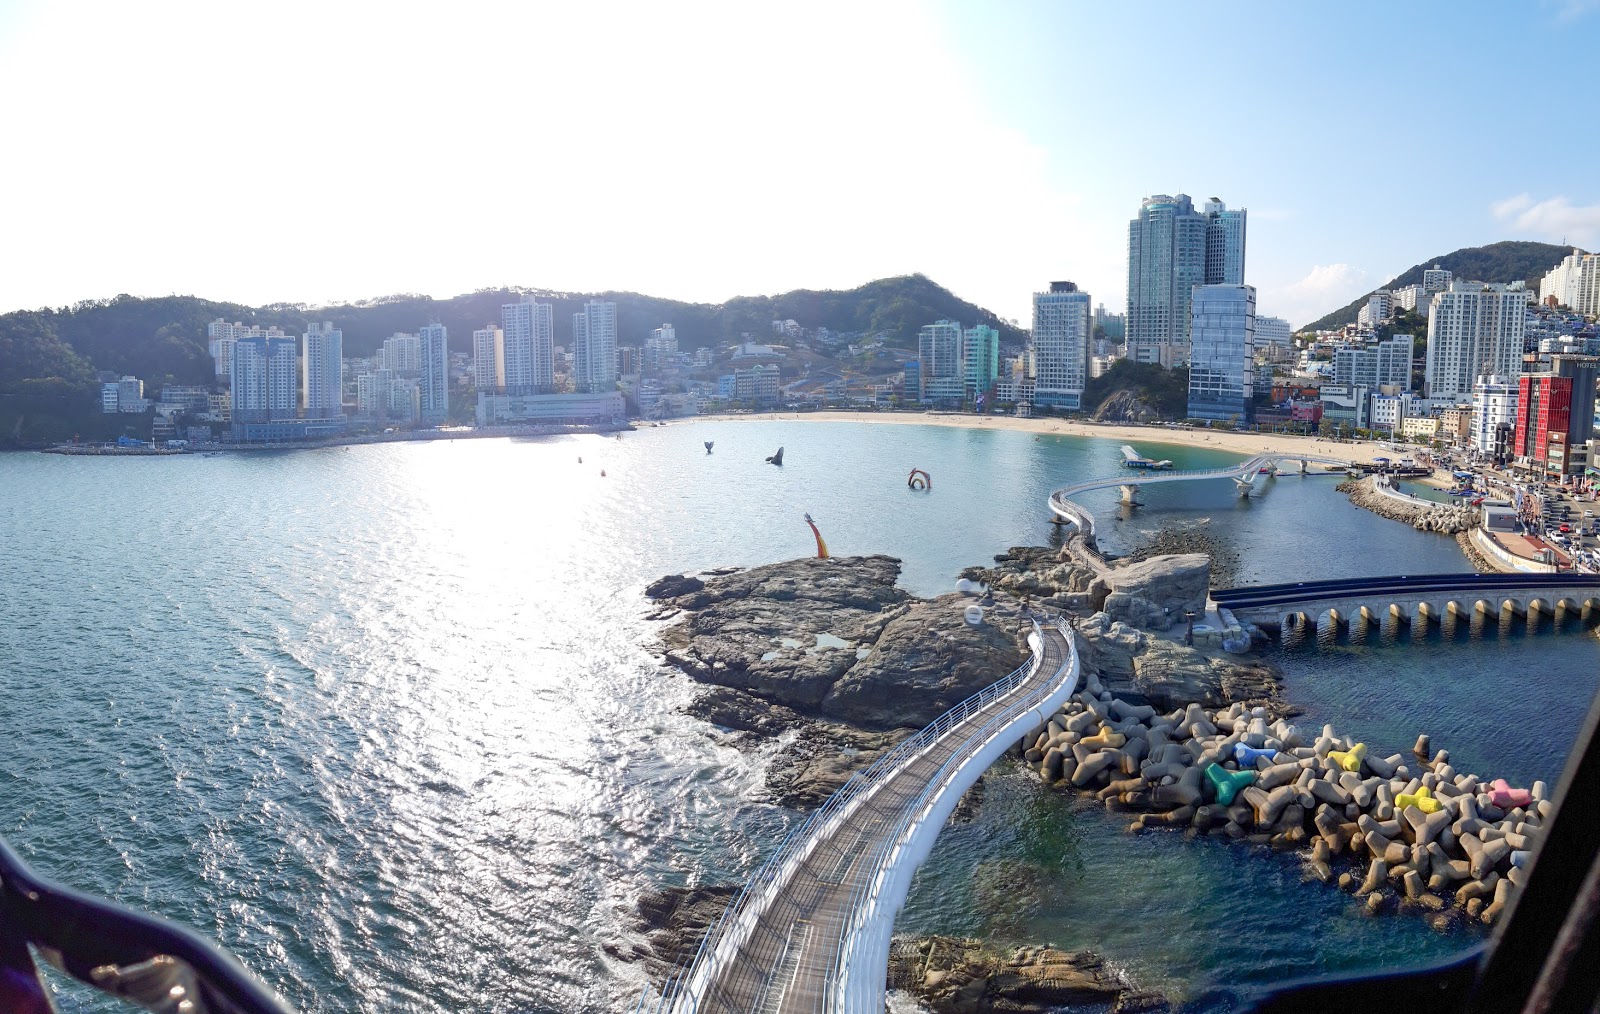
[{"left": 0, "top": 0, "right": 1596, "bottom": 328}]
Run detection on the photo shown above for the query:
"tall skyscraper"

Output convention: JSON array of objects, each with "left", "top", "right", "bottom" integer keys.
[
  {"left": 1203, "top": 199, "right": 1247, "bottom": 286},
  {"left": 572, "top": 299, "right": 619, "bottom": 394},
  {"left": 963, "top": 324, "right": 1000, "bottom": 401},
  {"left": 472, "top": 325, "right": 506, "bottom": 392},
  {"left": 1032, "top": 282, "right": 1092, "bottom": 409},
  {"left": 419, "top": 323, "right": 449, "bottom": 423},
  {"left": 916, "top": 320, "right": 965, "bottom": 403},
  {"left": 231, "top": 335, "right": 298, "bottom": 423},
  {"left": 1127, "top": 194, "right": 1247, "bottom": 362},
  {"left": 501, "top": 296, "right": 555, "bottom": 393},
  {"left": 301, "top": 322, "right": 343, "bottom": 421},
  {"left": 1424, "top": 282, "right": 1526, "bottom": 402},
  {"left": 1186, "top": 284, "right": 1256, "bottom": 421}
]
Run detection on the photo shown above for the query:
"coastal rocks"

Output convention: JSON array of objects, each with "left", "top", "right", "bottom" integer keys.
[
  {"left": 1100, "top": 554, "right": 1210, "bottom": 631},
  {"left": 961, "top": 546, "right": 1108, "bottom": 614},
  {"left": 1339, "top": 476, "right": 1479, "bottom": 535},
  {"left": 1022, "top": 683, "right": 1547, "bottom": 930},
  {"left": 1126, "top": 524, "right": 1242, "bottom": 587},
  {"left": 1074, "top": 613, "right": 1290, "bottom": 717},
  {"left": 821, "top": 595, "right": 1028, "bottom": 728},
  {"left": 888, "top": 935, "right": 1167, "bottom": 1014},
  {"left": 624, "top": 883, "right": 740, "bottom": 979},
  {"left": 653, "top": 555, "right": 1028, "bottom": 732}
]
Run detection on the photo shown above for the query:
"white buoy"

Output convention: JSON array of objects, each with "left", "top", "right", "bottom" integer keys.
[{"left": 964, "top": 605, "right": 984, "bottom": 626}]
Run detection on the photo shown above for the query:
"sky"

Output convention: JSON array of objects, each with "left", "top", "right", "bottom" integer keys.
[{"left": 1, "top": 0, "right": 1598, "bottom": 329}]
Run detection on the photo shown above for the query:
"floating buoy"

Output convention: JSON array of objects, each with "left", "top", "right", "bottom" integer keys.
[
  {"left": 804, "top": 513, "right": 829, "bottom": 559},
  {"left": 908, "top": 468, "right": 931, "bottom": 491},
  {"left": 766, "top": 446, "right": 784, "bottom": 466}
]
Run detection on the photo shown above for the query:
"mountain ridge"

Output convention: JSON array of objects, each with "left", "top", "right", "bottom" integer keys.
[{"left": 1301, "top": 240, "right": 1578, "bottom": 332}]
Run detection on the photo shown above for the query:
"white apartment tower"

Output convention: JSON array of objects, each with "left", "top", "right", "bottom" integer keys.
[
  {"left": 380, "top": 332, "right": 422, "bottom": 375},
  {"left": 573, "top": 299, "right": 619, "bottom": 394},
  {"left": 501, "top": 296, "right": 555, "bottom": 393},
  {"left": 916, "top": 320, "right": 965, "bottom": 403},
  {"left": 1539, "top": 250, "right": 1600, "bottom": 315},
  {"left": 1422, "top": 265, "right": 1453, "bottom": 293},
  {"left": 1032, "top": 281, "right": 1093, "bottom": 409},
  {"left": 1424, "top": 282, "right": 1527, "bottom": 402},
  {"left": 472, "top": 325, "right": 506, "bottom": 392},
  {"left": 301, "top": 322, "right": 344, "bottom": 421},
  {"left": 648, "top": 324, "right": 678, "bottom": 358},
  {"left": 231, "top": 335, "right": 298, "bottom": 422},
  {"left": 419, "top": 324, "right": 449, "bottom": 423},
  {"left": 209, "top": 319, "right": 291, "bottom": 379}
]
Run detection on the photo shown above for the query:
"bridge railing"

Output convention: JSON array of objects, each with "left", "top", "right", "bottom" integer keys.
[
  {"left": 822, "top": 616, "right": 1077, "bottom": 1014},
  {"left": 638, "top": 620, "right": 1051, "bottom": 1014}
]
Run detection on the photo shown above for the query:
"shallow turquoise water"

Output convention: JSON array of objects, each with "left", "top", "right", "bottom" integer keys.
[{"left": 1, "top": 421, "right": 1595, "bottom": 1011}]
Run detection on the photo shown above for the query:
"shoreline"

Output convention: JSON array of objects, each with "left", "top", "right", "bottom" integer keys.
[{"left": 663, "top": 409, "right": 1388, "bottom": 463}]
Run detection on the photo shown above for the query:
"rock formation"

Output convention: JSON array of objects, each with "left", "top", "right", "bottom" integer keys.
[{"left": 888, "top": 935, "right": 1168, "bottom": 1013}]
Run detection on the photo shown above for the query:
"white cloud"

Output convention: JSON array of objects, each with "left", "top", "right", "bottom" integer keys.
[
  {"left": 1491, "top": 194, "right": 1600, "bottom": 248},
  {"left": 1271, "top": 263, "right": 1369, "bottom": 330}
]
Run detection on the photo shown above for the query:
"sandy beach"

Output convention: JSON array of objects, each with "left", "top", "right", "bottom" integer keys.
[{"left": 666, "top": 410, "right": 1389, "bottom": 464}]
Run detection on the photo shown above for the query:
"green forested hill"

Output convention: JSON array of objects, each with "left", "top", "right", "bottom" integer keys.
[
  {"left": 0, "top": 274, "right": 1026, "bottom": 399},
  {"left": 1301, "top": 241, "right": 1577, "bottom": 332}
]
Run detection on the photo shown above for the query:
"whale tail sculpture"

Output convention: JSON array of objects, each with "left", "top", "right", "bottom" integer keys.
[
  {"left": 704, "top": 441, "right": 714, "bottom": 454},
  {"left": 908, "top": 468, "right": 931, "bottom": 491},
  {"left": 804, "top": 513, "right": 829, "bottom": 558},
  {"left": 766, "top": 446, "right": 784, "bottom": 466}
]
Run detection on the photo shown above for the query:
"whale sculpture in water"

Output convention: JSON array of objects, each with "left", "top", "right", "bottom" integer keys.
[
  {"left": 766, "top": 446, "right": 784, "bottom": 466},
  {"left": 704, "top": 441, "right": 714, "bottom": 454}
]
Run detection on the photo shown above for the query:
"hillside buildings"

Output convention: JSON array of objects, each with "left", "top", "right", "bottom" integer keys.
[
  {"left": 1254, "top": 315, "right": 1291, "bottom": 347},
  {"left": 1032, "top": 281, "right": 1093, "bottom": 409},
  {"left": 1126, "top": 194, "right": 1246, "bottom": 364},
  {"left": 1186, "top": 284, "right": 1256, "bottom": 421},
  {"left": 1423, "top": 282, "right": 1526, "bottom": 402},
  {"left": 1540, "top": 250, "right": 1600, "bottom": 315},
  {"left": 419, "top": 324, "right": 449, "bottom": 423},
  {"left": 1334, "top": 333, "right": 1413, "bottom": 390}
]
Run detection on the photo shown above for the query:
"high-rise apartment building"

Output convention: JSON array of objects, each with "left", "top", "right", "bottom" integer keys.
[
  {"left": 648, "top": 324, "right": 678, "bottom": 357},
  {"left": 1127, "top": 194, "right": 1247, "bottom": 362},
  {"left": 472, "top": 325, "right": 506, "bottom": 392},
  {"left": 963, "top": 325, "right": 1000, "bottom": 402},
  {"left": 379, "top": 332, "right": 422, "bottom": 375},
  {"left": 572, "top": 300, "right": 619, "bottom": 394},
  {"left": 419, "top": 324, "right": 449, "bottom": 423},
  {"left": 1202, "top": 198, "right": 1247, "bottom": 286},
  {"left": 1424, "top": 282, "right": 1527, "bottom": 402},
  {"left": 1356, "top": 290, "right": 1393, "bottom": 329},
  {"left": 1471, "top": 374, "right": 1518, "bottom": 461},
  {"left": 1032, "top": 282, "right": 1092, "bottom": 409},
  {"left": 1422, "top": 264, "right": 1453, "bottom": 293},
  {"left": 1186, "top": 284, "right": 1256, "bottom": 421},
  {"left": 300, "top": 322, "right": 344, "bottom": 421},
  {"left": 1334, "top": 334, "right": 1413, "bottom": 391},
  {"left": 1539, "top": 250, "right": 1600, "bottom": 315},
  {"left": 501, "top": 296, "right": 555, "bottom": 393},
  {"left": 916, "top": 320, "right": 965, "bottom": 404},
  {"left": 231, "top": 335, "right": 298, "bottom": 423},
  {"left": 208, "top": 319, "right": 291, "bottom": 379},
  {"left": 1253, "top": 315, "right": 1292, "bottom": 347}
]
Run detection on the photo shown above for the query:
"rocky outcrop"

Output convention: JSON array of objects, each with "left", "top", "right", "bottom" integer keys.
[
  {"left": 1100, "top": 554, "right": 1210, "bottom": 631},
  {"left": 1125, "top": 523, "right": 1242, "bottom": 588},
  {"left": 652, "top": 556, "right": 1027, "bottom": 731},
  {"left": 1076, "top": 612, "right": 1291, "bottom": 717},
  {"left": 888, "top": 935, "right": 1168, "bottom": 1013},
  {"left": 622, "top": 883, "right": 738, "bottom": 980},
  {"left": 961, "top": 546, "right": 1108, "bottom": 614}
]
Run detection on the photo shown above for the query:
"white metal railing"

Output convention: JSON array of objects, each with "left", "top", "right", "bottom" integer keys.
[{"left": 638, "top": 617, "right": 1078, "bottom": 1014}]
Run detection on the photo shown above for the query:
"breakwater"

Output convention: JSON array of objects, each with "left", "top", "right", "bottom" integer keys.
[
  {"left": 1338, "top": 475, "right": 1478, "bottom": 535},
  {"left": 1020, "top": 662, "right": 1544, "bottom": 929}
]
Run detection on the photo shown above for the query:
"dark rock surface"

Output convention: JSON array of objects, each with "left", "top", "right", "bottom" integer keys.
[
  {"left": 622, "top": 883, "right": 738, "bottom": 980},
  {"left": 888, "top": 935, "right": 1169, "bottom": 1013}
]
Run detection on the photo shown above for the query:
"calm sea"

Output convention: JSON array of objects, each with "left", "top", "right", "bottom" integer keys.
[{"left": 2, "top": 421, "right": 1595, "bottom": 1011}]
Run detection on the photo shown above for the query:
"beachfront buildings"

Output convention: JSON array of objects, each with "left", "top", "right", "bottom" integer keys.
[
  {"left": 1185, "top": 284, "right": 1256, "bottom": 422},
  {"left": 208, "top": 320, "right": 292, "bottom": 380},
  {"left": 1334, "top": 334, "right": 1413, "bottom": 391},
  {"left": 301, "top": 322, "right": 344, "bottom": 422},
  {"left": 419, "top": 324, "right": 449, "bottom": 423},
  {"left": 1471, "top": 374, "right": 1519, "bottom": 462},
  {"left": 231, "top": 335, "right": 297, "bottom": 423},
  {"left": 472, "top": 325, "right": 506, "bottom": 392},
  {"left": 1126, "top": 194, "right": 1246, "bottom": 365},
  {"left": 1512, "top": 356, "right": 1600, "bottom": 478},
  {"left": 917, "top": 320, "right": 965, "bottom": 404},
  {"left": 572, "top": 299, "right": 619, "bottom": 394},
  {"left": 1424, "top": 282, "right": 1526, "bottom": 403},
  {"left": 1032, "top": 281, "right": 1093, "bottom": 410},
  {"left": 1254, "top": 315, "right": 1291, "bottom": 347},
  {"left": 964, "top": 325, "right": 1000, "bottom": 403},
  {"left": 502, "top": 296, "right": 555, "bottom": 393}
]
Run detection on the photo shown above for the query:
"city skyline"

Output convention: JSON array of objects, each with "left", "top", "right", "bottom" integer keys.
[{"left": 2, "top": 2, "right": 1599, "bottom": 329}]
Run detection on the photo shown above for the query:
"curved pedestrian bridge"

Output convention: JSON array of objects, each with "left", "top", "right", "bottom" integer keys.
[
  {"left": 1213, "top": 573, "right": 1600, "bottom": 636},
  {"left": 1048, "top": 451, "right": 1353, "bottom": 543},
  {"left": 641, "top": 618, "right": 1079, "bottom": 1014}
]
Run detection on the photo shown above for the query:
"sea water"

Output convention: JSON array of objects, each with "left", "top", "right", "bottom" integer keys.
[{"left": 2, "top": 421, "right": 1594, "bottom": 1011}]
